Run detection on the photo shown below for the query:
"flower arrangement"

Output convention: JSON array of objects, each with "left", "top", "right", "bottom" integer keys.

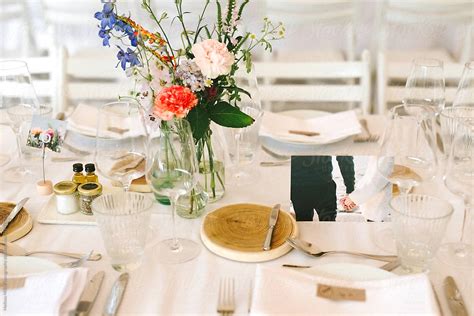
[{"left": 94, "top": 0, "right": 284, "bottom": 211}]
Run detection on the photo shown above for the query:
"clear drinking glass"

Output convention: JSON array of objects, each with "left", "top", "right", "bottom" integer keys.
[
  {"left": 404, "top": 58, "right": 445, "bottom": 114},
  {"left": 438, "top": 119, "right": 473, "bottom": 267},
  {"left": 391, "top": 194, "right": 453, "bottom": 273},
  {"left": 91, "top": 191, "right": 153, "bottom": 272},
  {"left": 439, "top": 106, "right": 474, "bottom": 163},
  {"left": 146, "top": 118, "right": 201, "bottom": 264},
  {"left": 225, "top": 66, "right": 263, "bottom": 185},
  {"left": 95, "top": 100, "right": 148, "bottom": 191},
  {"left": 0, "top": 60, "right": 42, "bottom": 181},
  {"left": 374, "top": 104, "right": 438, "bottom": 251},
  {"left": 453, "top": 61, "right": 474, "bottom": 107}
]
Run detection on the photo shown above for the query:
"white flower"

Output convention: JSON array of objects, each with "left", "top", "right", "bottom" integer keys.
[{"left": 191, "top": 39, "right": 235, "bottom": 79}]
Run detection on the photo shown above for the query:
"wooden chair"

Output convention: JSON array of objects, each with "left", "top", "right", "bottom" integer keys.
[
  {"left": 253, "top": 50, "right": 371, "bottom": 114},
  {"left": 264, "top": 0, "right": 356, "bottom": 62}
]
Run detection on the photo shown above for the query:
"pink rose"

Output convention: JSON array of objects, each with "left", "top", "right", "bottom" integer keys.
[{"left": 191, "top": 39, "right": 234, "bottom": 79}]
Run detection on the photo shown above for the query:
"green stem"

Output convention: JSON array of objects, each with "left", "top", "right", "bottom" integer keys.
[{"left": 205, "top": 130, "right": 216, "bottom": 198}]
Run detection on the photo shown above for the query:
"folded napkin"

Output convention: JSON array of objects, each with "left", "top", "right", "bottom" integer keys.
[
  {"left": 259, "top": 110, "right": 361, "bottom": 144},
  {"left": 250, "top": 265, "right": 439, "bottom": 315},
  {"left": 2, "top": 268, "right": 88, "bottom": 315},
  {"left": 68, "top": 103, "right": 145, "bottom": 139}
]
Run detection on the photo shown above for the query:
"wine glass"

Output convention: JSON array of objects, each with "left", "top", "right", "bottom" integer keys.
[
  {"left": 146, "top": 118, "right": 200, "bottom": 264},
  {"left": 374, "top": 104, "right": 438, "bottom": 251},
  {"left": 0, "top": 60, "right": 44, "bottom": 181},
  {"left": 404, "top": 58, "right": 445, "bottom": 115},
  {"left": 453, "top": 61, "right": 474, "bottom": 107},
  {"left": 438, "top": 119, "right": 473, "bottom": 267},
  {"left": 95, "top": 100, "right": 148, "bottom": 191},
  {"left": 225, "top": 66, "right": 263, "bottom": 185},
  {"left": 439, "top": 106, "right": 474, "bottom": 164}
]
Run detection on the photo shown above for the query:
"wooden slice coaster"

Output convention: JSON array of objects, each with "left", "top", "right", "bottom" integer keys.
[
  {"left": 201, "top": 203, "right": 298, "bottom": 262},
  {"left": 0, "top": 202, "right": 33, "bottom": 242}
]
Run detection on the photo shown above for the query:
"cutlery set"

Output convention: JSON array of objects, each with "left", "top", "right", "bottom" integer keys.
[{"left": 70, "top": 272, "right": 129, "bottom": 316}]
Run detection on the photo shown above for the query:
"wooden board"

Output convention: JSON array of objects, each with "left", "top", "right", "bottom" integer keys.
[
  {"left": 201, "top": 203, "right": 298, "bottom": 262},
  {"left": 0, "top": 202, "right": 33, "bottom": 242}
]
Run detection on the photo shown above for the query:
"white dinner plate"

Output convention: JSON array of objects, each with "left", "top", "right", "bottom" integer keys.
[
  {"left": 0, "top": 255, "right": 61, "bottom": 277},
  {"left": 260, "top": 109, "right": 353, "bottom": 150},
  {"left": 304, "top": 262, "right": 395, "bottom": 281}
]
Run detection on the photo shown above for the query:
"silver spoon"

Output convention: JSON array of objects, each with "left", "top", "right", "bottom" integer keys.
[
  {"left": 59, "top": 251, "right": 92, "bottom": 268},
  {"left": 0, "top": 241, "right": 101, "bottom": 261},
  {"left": 286, "top": 237, "right": 396, "bottom": 262}
]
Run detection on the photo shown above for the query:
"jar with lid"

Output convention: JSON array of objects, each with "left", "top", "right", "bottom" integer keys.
[
  {"left": 78, "top": 182, "right": 102, "bottom": 215},
  {"left": 72, "top": 163, "right": 86, "bottom": 184},
  {"left": 53, "top": 181, "right": 79, "bottom": 214}
]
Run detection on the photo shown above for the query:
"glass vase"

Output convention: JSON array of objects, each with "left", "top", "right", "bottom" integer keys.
[{"left": 176, "top": 125, "right": 226, "bottom": 218}]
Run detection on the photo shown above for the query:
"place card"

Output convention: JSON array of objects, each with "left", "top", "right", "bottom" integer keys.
[{"left": 317, "top": 283, "right": 366, "bottom": 302}]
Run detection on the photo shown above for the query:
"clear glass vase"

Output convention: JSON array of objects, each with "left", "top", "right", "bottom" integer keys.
[{"left": 176, "top": 126, "right": 226, "bottom": 218}]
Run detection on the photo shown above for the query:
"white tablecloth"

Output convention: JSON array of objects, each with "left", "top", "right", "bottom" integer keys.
[{"left": 0, "top": 116, "right": 472, "bottom": 315}]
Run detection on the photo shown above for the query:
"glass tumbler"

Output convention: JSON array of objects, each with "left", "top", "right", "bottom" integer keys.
[
  {"left": 92, "top": 192, "right": 153, "bottom": 272},
  {"left": 390, "top": 194, "right": 453, "bottom": 273}
]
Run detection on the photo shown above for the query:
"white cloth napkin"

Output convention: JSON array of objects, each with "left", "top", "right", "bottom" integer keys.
[
  {"left": 250, "top": 265, "right": 440, "bottom": 315},
  {"left": 259, "top": 110, "right": 361, "bottom": 144},
  {"left": 68, "top": 103, "right": 145, "bottom": 139},
  {"left": 3, "top": 268, "right": 88, "bottom": 315}
]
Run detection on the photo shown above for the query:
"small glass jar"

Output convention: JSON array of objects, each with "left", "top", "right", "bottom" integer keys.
[
  {"left": 78, "top": 182, "right": 103, "bottom": 215},
  {"left": 53, "top": 181, "right": 79, "bottom": 214}
]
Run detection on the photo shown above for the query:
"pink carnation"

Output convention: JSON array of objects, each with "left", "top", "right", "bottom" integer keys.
[
  {"left": 191, "top": 39, "right": 235, "bottom": 79},
  {"left": 153, "top": 85, "right": 198, "bottom": 120}
]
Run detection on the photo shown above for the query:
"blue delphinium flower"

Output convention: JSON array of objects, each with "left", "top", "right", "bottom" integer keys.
[
  {"left": 98, "top": 29, "right": 111, "bottom": 47},
  {"left": 116, "top": 46, "right": 141, "bottom": 70},
  {"left": 94, "top": 3, "right": 116, "bottom": 29}
]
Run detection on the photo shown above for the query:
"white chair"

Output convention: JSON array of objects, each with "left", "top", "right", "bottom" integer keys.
[
  {"left": 253, "top": 50, "right": 371, "bottom": 114},
  {"left": 0, "top": 0, "right": 33, "bottom": 57},
  {"left": 376, "top": 54, "right": 466, "bottom": 114},
  {"left": 264, "top": 0, "right": 356, "bottom": 62}
]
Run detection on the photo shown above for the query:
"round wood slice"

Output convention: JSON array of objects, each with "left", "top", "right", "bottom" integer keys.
[
  {"left": 201, "top": 203, "right": 298, "bottom": 262},
  {"left": 0, "top": 202, "right": 33, "bottom": 242}
]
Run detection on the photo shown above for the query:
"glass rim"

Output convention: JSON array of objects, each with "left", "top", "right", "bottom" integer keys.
[
  {"left": 389, "top": 194, "right": 454, "bottom": 220},
  {"left": 91, "top": 192, "right": 153, "bottom": 216},
  {"left": 0, "top": 60, "right": 28, "bottom": 71},
  {"left": 391, "top": 103, "right": 436, "bottom": 115},
  {"left": 412, "top": 58, "right": 443, "bottom": 68},
  {"left": 439, "top": 106, "right": 474, "bottom": 120}
]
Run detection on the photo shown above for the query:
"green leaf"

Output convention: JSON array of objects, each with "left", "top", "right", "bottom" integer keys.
[
  {"left": 186, "top": 106, "right": 210, "bottom": 140},
  {"left": 209, "top": 102, "right": 254, "bottom": 128}
]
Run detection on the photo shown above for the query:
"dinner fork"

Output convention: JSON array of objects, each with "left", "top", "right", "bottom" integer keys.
[
  {"left": 59, "top": 251, "right": 92, "bottom": 268},
  {"left": 217, "top": 278, "right": 235, "bottom": 316},
  {"left": 286, "top": 237, "right": 396, "bottom": 262}
]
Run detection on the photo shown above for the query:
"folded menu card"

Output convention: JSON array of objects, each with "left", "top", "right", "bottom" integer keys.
[
  {"left": 260, "top": 110, "right": 361, "bottom": 144},
  {"left": 250, "top": 265, "right": 439, "bottom": 315},
  {"left": 68, "top": 103, "right": 145, "bottom": 138},
  {"left": 2, "top": 268, "right": 88, "bottom": 315}
]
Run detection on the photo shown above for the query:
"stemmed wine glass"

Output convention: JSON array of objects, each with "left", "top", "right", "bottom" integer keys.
[
  {"left": 95, "top": 100, "right": 148, "bottom": 191},
  {"left": 225, "top": 66, "right": 263, "bottom": 185},
  {"left": 374, "top": 104, "right": 438, "bottom": 251},
  {"left": 438, "top": 119, "right": 473, "bottom": 267},
  {"left": 453, "top": 61, "right": 474, "bottom": 107},
  {"left": 0, "top": 60, "right": 45, "bottom": 181},
  {"left": 404, "top": 58, "right": 445, "bottom": 114},
  {"left": 146, "top": 118, "right": 201, "bottom": 264}
]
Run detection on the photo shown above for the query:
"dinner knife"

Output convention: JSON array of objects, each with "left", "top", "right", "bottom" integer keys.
[
  {"left": 0, "top": 197, "right": 29, "bottom": 234},
  {"left": 263, "top": 204, "right": 280, "bottom": 251},
  {"left": 72, "top": 271, "right": 105, "bottom": 316},
  {"left": 103, "top": 272, "right": 129, "bottom": 316},
  {"left": 444, "top": 276, "right": 468, "bottom": 316}
]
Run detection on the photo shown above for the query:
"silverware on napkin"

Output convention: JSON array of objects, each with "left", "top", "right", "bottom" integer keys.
[
  {"left": 444, "top": 276, "right": 468, "bottom": 316},
  {"left": 263, "top": 204, "right": 280, "bottom": 251},
  {"left": 70, "top": 271, "right": 105, "bottom": 316},
  {"left": 103, "top": 273, "right": 129, "bottom": 316},
  {"left": 0, "top": 197, "right": 29, "bottom": 234}
]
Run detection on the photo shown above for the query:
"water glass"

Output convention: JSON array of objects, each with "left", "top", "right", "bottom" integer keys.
[
  {"left": 390, "top": 194, "right": 453, "bottom": 273},
  {"left": 92, "top": 192, "right": 153, "bottom": 272}
]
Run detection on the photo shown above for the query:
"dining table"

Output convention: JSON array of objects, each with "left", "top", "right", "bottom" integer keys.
[{"left": 0, "top": 114, "right": 472, "bottom": 315}]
